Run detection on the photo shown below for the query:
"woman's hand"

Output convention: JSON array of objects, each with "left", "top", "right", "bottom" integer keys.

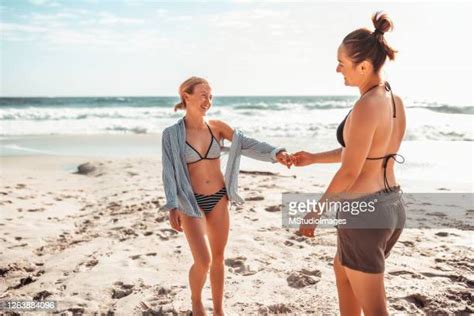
[
  {"left": 298, "top": 211, "right": 318, "bottom": 237},
  {"left": 276, "top": 150, "right": 293, "bottom": 168},
  {"left": 291, "top": 151, "right": 315, "bottom": 167},
  {"left": 169, "top": 208, "right": 183, "bottom": 232}
]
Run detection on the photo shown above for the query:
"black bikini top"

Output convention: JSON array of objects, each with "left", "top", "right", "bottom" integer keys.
[
  {"left": 337, "top": 82, "right": 397, "bottom": 147},
  {"left": 336, "top": 81, "right": 405, "bottom": 192}
]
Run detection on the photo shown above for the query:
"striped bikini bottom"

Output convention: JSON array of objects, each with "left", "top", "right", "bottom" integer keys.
[{"left": 194, "top": 186, "right": 228, "bottom": 213}]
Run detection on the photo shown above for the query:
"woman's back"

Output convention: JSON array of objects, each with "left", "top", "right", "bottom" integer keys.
[{"left": 343, "top": 86, "right": 406, "bottom": 194}]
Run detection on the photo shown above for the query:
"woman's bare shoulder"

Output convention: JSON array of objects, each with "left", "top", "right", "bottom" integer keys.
[{"left": 208, "top": 119, "right": 234, "bottom": 140}]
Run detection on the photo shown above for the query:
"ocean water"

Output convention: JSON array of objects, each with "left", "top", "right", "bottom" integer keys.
[
  {"left": 1, "top": 96, "right": 472, "bottom": 190},
  {"left": 0, "top": 96, "right": 472, "bottom": 155}
]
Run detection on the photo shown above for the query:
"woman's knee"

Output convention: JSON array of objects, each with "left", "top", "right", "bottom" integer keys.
[
  {"left": 194, "top": 253, "right": 212, "bottom": 271},
  {"left": 211, "top": 252, "right": 225, "bottom": 266}
]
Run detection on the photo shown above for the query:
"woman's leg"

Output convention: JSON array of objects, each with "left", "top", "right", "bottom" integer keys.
[
  {"left": 344, "top": 266, "right": 388, "bottom": 316},
  {"left": 205, "top": 196, "right": 229, "bottom": 316},
  {"left": 181, "top": 212, "right": 211, "bottom": 316},
  {"left": 333, "top": 256, "right": 362, "bottom": 316}
]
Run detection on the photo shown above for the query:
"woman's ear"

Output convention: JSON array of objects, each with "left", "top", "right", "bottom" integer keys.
[
  {"left": 183, "top": 92, "right": 190, "bottom": 104},
  {"left": 359, "top": 60, "right": 372, "bottom": 75}
]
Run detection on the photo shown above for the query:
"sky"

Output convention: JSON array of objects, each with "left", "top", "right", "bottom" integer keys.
[{"left": 0, "top": 0, "right": 472, "bottom": 106}]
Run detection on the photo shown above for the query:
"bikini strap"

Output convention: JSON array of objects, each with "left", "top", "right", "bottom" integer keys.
[
  {"left": 367, "top": 153, "right": 405, "bottom": 192},
  {"left": 384, "top": 81, "right": 397, "bottom": 118},
  {"left": 205, "top": 122, "right": 216, "bottom": 139},
  {"left": 367, "top": 153, "right": 404, "bottom": 164}
]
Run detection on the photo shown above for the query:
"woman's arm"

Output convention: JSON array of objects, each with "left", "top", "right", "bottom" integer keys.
[
  {"left": 211, "top": 119, "right": 291, "bottom": 166},
  {"left": 312, "top": 148, "right": 343, "bottom": 163},
  {"left": 293, "top": 148, "right": 342, "bottom": 166}
]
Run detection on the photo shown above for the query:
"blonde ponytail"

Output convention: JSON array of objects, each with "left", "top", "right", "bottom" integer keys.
[{"left": 174, "top": 102, "right": 186, "bottom": 112}]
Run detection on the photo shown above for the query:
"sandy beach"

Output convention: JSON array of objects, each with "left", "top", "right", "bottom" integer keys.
[
  {"left": 1, "top": 149, "right": 472, "bottom": 315},
  {"left": 1, "top": 0, "right": 473, "bottom": 314}
]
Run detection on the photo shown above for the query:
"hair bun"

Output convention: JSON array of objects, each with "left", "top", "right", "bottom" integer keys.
[{"left": 372, "top": 11, "right": 394, "bottom": 35}]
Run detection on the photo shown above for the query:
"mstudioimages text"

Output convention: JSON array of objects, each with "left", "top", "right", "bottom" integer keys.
[
  {"left": 287, "top": 198, "right": 377, "bottom": 216},
  {"left": 288, "top": 217, "right": 347, "bottom": 226}
]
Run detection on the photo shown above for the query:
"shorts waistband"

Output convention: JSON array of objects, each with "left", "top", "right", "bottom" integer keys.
[{"left": 339, "top": 186, "right": 402, "bottom": 204}]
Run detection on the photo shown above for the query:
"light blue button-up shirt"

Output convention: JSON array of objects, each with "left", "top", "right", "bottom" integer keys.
[{"left": 162, "top": 118, "right": 285, "bottom": 218}]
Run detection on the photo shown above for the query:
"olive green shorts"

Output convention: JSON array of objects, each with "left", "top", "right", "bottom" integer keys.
[{"left": 336, "top": 186, "right": 406, "bottom": 274}]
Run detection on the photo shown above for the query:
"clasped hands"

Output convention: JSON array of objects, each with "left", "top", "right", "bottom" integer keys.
[{"left": 275, "top": 150, "right": 314, "bottom": 168}]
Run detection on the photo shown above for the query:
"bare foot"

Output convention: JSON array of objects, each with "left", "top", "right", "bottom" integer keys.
[{"left": 192, "top": 300, "right": 207, "bottom": 316}]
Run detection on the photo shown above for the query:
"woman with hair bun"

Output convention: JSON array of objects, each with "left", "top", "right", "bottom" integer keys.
[{"left": 292, "top": 12, "right": 406, "bottom": 316}]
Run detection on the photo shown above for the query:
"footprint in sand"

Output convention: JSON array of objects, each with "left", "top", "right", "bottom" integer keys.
[
  {"left": 111, "top": 281, "right": 135, "bottom": 299},
  {"left": 435, "top": 256, "right": 474, "bottom": 271},
  {"left": 157, "top": 228, "right": 178, "bottom": 240},
  {"left": 427, "top": 212, "right": 447, "bottom": 217},
  {"left": 388, "top": 270, "right": 422, "bottom": 279},
  {"left": 72, "top": 256, "right": 99, "bottom": 273},
  {"left": 420, "top": 272, "right": 474, "bottom": 287},
  {"left": 405, "top": 293, "right": 430, "bottom": 310},
  {"left": 265, "top": 205, "right": 281, "bottom": 212},
  {"left": 399, "top": 240, "right": 415, "bottom": 247},
  {"left": 259, "top": 303, "right": 292, "bottom": 314},
  {"left": 117, "top": 228, "right": 139, "bottom": 241},
  {"left": 284, "top": 239, "right": 304, "bottom": 249},
  {"left": 84, "top": 258, "right": 99, "bottom": 268},
  {"left": 403, "top": 289, "right": 473, "bottom": 314},
  {"left": 246, "top": 195, "right": 265, "bottom": 201},
  {"left": 289, "top": 234, "right": 306, "bottom": 243},
  {"left": 224, "top": 256, "right": 257, "bottom": 276},
  {"left": 137, "top": 286, "right": 179, "bottom": 314},
  {"left": 137, "top": 302, "right": 179, "bottom": 315},
  {"left": 107, "top": 201, "right": 122, "bottom": 211},
  {"left": 27, "top": 208, "right": 45, "bottom": 212},
  {"left": 287, "top": 269, "right": 321, "bottom": 288},
  {"left": 11, "top": 275, "right": 37, "bottom": 290},
  {"left": 33, "top": 290, "right": 53, "bottom": 300}
]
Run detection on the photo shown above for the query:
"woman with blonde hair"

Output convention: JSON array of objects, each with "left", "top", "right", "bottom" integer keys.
[
  {"left": 293, "top": 12, "right": 406, "bottom": 316},
  {"left": 161, "top": 76, "right": 291, "bottom": 315}
]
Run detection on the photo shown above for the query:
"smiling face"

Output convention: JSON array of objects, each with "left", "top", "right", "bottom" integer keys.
[
  {"left": 183, "top": 83, "right": 213, "bottom": 116},
  {"left": 336, "top": 44, "right": 366, "bottom": 87}
]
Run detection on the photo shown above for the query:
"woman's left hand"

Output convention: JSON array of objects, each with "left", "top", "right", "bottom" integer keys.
[
  {"left": 298, "top": 211, "right": 318, "bottom": 237},
  {"left": 276, "top": 151, "right": 293, "bottom": 168}
]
